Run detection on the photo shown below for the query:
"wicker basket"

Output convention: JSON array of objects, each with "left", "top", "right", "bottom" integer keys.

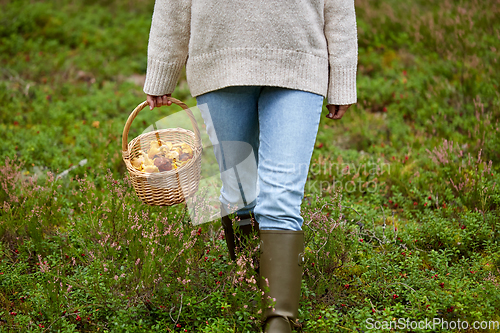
[{"left": 121, "top": 98, "right": 202, "bottom": 206}]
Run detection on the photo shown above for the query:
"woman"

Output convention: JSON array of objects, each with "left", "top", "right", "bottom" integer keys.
[{"left": 143, "top": 0, "right": 357, "bottom": 331}]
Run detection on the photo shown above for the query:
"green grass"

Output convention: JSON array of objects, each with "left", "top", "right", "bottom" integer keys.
[{"left": 1, "top": 0, "right": 500, "bottom": 332}]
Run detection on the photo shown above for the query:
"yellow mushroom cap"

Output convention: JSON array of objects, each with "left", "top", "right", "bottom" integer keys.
[
  {"left": 131, "top": 156, "right": 144, "bottom": 169},
  {"left": 180, "top": 143, "right": 193, "bottom": 154},
  {"left": 141, "top": 151, "right": 155, "bottom": 166},
  {"left": 143, "top": 165, "right": 159, "bottom": 173},
  {"left": 148, "top": 146, "right": 161, "bottom": 159}
]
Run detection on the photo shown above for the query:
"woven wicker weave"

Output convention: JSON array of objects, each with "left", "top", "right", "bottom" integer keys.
[{"left": 122, "top": 98, "right": 202, "bottom": 206}]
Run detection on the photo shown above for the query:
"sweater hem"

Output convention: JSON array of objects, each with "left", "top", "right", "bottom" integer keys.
[{"left": 185, "top": 48, "right": 329, "bottom": 99}]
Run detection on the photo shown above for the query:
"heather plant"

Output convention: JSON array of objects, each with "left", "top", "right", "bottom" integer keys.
[
  {"left": 0, "top": 165, "right": 267, "bottom": 331},
  {"left": 426, "top": 139, "right": 495, "bottom": 210},
  {"left": 301, "top": 190, "right": 352, "bottom": 296},
  {"left": 0, "top": 157, "right": 70, "bottom": 253}
]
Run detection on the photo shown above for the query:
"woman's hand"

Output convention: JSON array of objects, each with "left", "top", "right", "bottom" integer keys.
[
  {"left": 146, "top": 94, "right": 172, "bottom": 110},
  {"left": 326, "top": 104, "right": 352, "bottom": 120}
]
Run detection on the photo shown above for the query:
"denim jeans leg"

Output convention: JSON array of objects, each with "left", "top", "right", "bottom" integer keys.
[
  {"left": 195, "top": 86, "right": 260, "bottom": 223},
  {"left": 255, "top": 86, "right": 323, "bottom": 231}
]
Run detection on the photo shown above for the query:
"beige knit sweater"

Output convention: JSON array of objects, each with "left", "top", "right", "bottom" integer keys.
[{"left": 143, "top": 0, "right": 357, "bottom": 105}]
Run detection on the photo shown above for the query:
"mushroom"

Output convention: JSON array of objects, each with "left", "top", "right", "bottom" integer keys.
[{"left": 143, "top": 165, "right": 159, "bottom": 173}]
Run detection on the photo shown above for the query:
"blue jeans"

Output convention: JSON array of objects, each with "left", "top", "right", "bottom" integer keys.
[{"left": 196, "top": 86, "right": 323, "bottom": 231}]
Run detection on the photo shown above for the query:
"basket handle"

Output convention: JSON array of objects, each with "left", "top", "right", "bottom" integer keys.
[{"left": 121, "top": 97, "right": 202, "bottom": 153}]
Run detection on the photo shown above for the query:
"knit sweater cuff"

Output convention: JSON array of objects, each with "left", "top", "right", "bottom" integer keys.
[
  {"left": 327, "top": 65, "right": 357, "bottom": 105},
  {"left": 143, "top": 58, "right": 186, "bottom": 96}
]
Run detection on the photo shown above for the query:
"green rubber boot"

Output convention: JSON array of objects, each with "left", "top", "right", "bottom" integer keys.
[
  {"left": 221, "top": 211, "right": 237, "bottom": 261},
  {"left": 259, "top": 230, "right": 305, "bottom": 333},
  {"left": 221, "top": 208, "right": 259, "bottom": 263}
]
